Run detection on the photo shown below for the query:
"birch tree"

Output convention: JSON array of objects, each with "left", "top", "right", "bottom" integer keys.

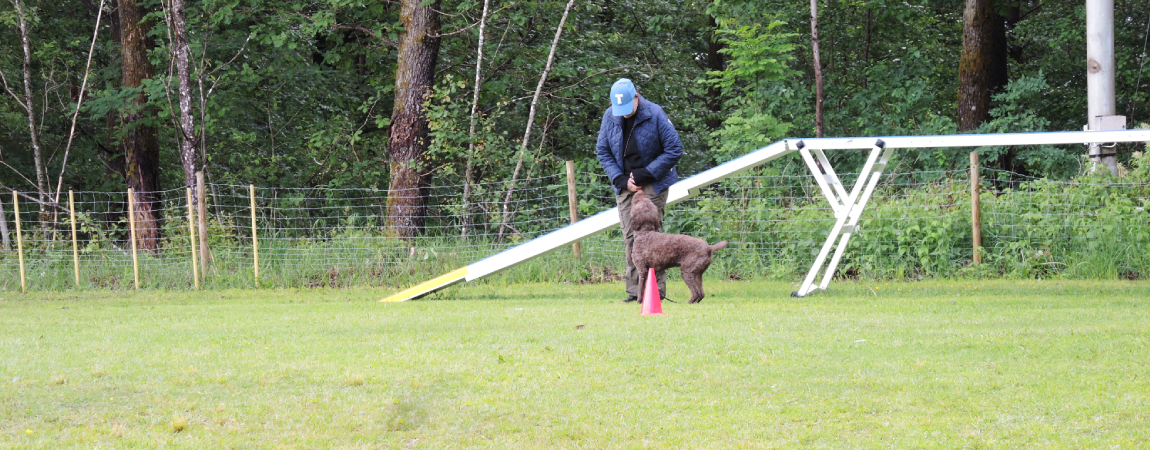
[
  {"left": 497, "top": 0, "right": 577, "bottom": 241},
  {"left": 461, "top": 0, "right": 490, "bottom": 240},
  {"left": 0, "top": 0, "right": 48, "bottom": 214},
  {"left": 167, "top": 0, "right": 197, "bottom": 190}
]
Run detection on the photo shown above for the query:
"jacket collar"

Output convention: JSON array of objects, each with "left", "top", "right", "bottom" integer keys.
[{"left": 614, "top": 93, "right": 651, "bottom": 125}]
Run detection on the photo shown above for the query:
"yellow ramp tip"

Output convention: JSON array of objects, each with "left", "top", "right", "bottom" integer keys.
[{"left": 380, "top": 267, "right": 469, "bottom": 303}]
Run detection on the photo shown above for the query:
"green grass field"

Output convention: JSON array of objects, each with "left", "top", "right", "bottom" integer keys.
[{"left": 2, "top": 280, "right": 1148, "bottom": 448}]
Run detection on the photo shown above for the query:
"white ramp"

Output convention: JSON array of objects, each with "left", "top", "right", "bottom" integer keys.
[{"left": 382, "top": 129, "right": 1150, "bottom": 302}]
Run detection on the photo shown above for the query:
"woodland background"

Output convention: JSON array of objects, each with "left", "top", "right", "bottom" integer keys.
[{"left": 1, "top": 0, "right": 1149, "bottom": 240}]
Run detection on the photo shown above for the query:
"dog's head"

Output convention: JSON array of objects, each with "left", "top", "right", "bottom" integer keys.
[{"left": 630, "top": 190, "right": 661, "bottom": 232}]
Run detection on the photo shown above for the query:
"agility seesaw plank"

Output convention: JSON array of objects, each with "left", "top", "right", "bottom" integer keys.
[
  {"left": 382, "top": 129, "right": 1150, "bottom": 302},
  {"left": 379, "top": 140, "right": 794, "bottom": 302}
]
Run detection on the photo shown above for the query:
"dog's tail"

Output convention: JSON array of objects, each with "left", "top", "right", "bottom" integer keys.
[{"left": 709, "top": 240, "right": 728, "bottom": 254}]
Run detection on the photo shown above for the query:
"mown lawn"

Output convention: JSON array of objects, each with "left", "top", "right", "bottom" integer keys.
[{"left": 1, "top": 280, "right": 1148, "bottom": 449}]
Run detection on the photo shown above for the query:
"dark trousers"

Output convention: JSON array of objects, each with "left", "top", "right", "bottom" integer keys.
[{"left": 616, "top": 185, "right": 668, "bottom": 298}]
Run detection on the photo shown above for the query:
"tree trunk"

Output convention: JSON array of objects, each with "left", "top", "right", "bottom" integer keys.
[
  {"left": 957, "top": 0, "right": 1008, "bottom": 132},
  {"left": 1004, "top": 4, "right": 1023, "bottom": 62},
  {"left": 705, "top": 14, "right": 724, "bottom": 133},
  {"left": 170, "top": 0, "right": 198, "bottom": 190},
  {"left": 11, "top": 0, "right": 48, "bottom": 212},
  {"left": 119, "top": 0, "right": 162, "bottom": 251},
  {"left": 810, "top": 0, "right": 825, "bottom": 138},
  {"left": 386, "top": 0, "right": 442, "bottom": 238},
  {"left": 462, "top": 0, "right": 491, "bottom": 240},
  {"left": 863, "top": 8, "right": 871, "bottom": 89}
]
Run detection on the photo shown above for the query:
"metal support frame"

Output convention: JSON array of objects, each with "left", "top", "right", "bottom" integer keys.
[{"left": 792, "top": 139, "right": 892, "bottom": 297}]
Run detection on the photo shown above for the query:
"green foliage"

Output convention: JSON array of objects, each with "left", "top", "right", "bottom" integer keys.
[
  {"left": 706, "top": 19, "right": 795, "bottom": 91},
  {"left": 835, "top": 48, "right": 958, "bottom": 139},
  {"left": 425, "top": 73, "right": 512, "bottom": 185},
  {"left": 705, "top": 17, "right": 796, "bottom": 160},
  {"left": 973, "top": 72, "right": 1079, "bottom": 178},
  {"left": 978, "top": 166, "right": 1150, "bottom": 279},
  {"left": 4, "top": 0, "right": 1149, "bottom": 198},
  {"left": 1129, "top": 137, "right": 1150, "bottom": 181}
]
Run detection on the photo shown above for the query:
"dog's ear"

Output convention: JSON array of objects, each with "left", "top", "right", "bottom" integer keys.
[
  {"left": 636, "top": 219, "right": 659, "bottom": 232},
  {"left": 629, "top": 189, "right": 663, "bottom": 232}
]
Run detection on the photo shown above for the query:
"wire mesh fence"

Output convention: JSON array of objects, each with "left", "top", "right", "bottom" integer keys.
[{"left": 2, "top": 161, "right": 1149, "bottom": 292}]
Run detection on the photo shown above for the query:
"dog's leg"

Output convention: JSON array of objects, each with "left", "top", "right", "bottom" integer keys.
[
  {"left": 683, "top": 270, "right": 705, "bottom": 303},
  {"left": 636, "top": 267, "right": 647, "bottom": 306}
]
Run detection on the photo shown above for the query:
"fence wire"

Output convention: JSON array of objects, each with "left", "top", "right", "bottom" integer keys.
[{"left": 2, "top": 163, "right": 1149, "bottom": 291}]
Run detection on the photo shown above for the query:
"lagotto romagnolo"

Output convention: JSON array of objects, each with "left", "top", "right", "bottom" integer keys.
[{"left": 629, "top": 190, "right": 727, "bottom": 304}]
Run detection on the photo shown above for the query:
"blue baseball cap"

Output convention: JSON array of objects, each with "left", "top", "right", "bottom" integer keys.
[{"left": 609, "top": 78, "right": 636, "bottom": 116}]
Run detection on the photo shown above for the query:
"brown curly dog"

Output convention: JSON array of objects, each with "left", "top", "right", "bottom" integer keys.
[{"left": 630, "top": 190, "right": 728, "bottom": 304}]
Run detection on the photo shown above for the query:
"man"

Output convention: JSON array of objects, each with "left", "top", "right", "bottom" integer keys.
[{"left": 595, "top": 78, "right": 683, "bottom": 303}]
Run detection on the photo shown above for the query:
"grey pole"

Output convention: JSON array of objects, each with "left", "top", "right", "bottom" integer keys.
[{"left": 1086, "top": 0, "right": 1119, "bottom": 175}]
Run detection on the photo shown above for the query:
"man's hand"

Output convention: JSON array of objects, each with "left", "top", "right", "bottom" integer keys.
[{"left": 627, "top": 173, "right": 641, "bottom": 192}]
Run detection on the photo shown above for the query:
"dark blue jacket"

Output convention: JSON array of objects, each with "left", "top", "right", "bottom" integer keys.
[{"left": 596, "top": 94, "right": 683, "bottom": 195}]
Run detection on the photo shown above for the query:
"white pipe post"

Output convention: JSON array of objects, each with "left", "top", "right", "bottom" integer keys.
[{"left": 1086, "top": 0, "right": 1118, "bottom": 175}]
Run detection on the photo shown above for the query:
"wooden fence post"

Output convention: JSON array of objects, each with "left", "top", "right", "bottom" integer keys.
[
  {"left": 196, "top": 171, "right": 210, "bottom": 272},
  {"left": 128, "top": 188, "right": 140, "bottom": 290},
  {"left": 13, "top": 191, "right": 25, "bottom": 293},
  {"left": 186, "top": 187, "right": 199, "bottom": 289},
  {"left": 565, "top": 161, "right": 580, "bottom": 260},
  {"left": 250, "top": 184, "right": 259, "bottom": 283},
  {"left": 69, "top": 190, "right": 79, "bottom": 286},
  {"left": 971, "top": 151, "right": 982, "bottom": 264}
]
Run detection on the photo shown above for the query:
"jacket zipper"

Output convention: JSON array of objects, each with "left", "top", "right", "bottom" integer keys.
[
  {"left": 622, "top": 120, "right": 639, "bottom": 188},
  {"left": 625, "top": 126, "right": 636, "bottom": 158}
]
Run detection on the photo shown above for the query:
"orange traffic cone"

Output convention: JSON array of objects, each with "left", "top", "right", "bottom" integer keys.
[{"left": 640, "top": 267, "right": 663, "bottom": 315}]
